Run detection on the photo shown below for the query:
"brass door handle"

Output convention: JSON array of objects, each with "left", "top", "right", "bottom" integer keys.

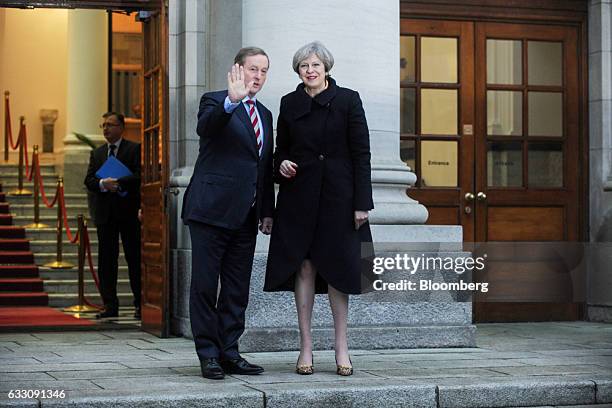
[
  {"left": 465, "top": 192, "right": 475, "bottom": 201},
  {"left": 477, "top": 192, "right": 487, "bottom": 201}
]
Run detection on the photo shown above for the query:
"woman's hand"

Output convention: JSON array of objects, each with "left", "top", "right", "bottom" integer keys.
[
  {"left": 279, "top": 160, "right": 298, "bottom": 178},
  {"left": 354, "top": 210, "right": 369, "bottom": 230}
]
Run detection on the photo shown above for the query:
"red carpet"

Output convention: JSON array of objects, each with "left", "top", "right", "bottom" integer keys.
[
  {"left": 0, "top": 306, "right": 95, "bottom": 327},
  {"left": 0, "top": 181, "right": 95, "bottom": 329}
]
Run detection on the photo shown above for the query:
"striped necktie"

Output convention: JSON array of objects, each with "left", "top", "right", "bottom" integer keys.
[{"left": 246, "top": 100, "right": 262, "bottom": 156}]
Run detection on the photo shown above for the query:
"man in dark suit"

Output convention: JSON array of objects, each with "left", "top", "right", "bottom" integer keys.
[
  {"left": 181, "top": 47, "right": 275, "bottom": 380},
  {"left": 84, "top": 112, "right": 141, "bottom": 320}
]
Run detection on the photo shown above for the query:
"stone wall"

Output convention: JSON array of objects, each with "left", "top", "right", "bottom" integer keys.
[{"left": 588, "top": 0, "right": 612, "bottom": 322}]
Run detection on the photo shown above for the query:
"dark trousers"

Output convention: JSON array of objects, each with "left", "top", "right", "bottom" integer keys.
[
  {"left": 188, "top": 207, "right": 257, "bottom": 361},
  {"left": 96, "top": 218, "right": 141, "bottom": 311}
]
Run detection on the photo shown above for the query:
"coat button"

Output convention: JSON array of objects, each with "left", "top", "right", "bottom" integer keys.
[{"left": 318, "top": 154, "right": 325, "bottom": 161}]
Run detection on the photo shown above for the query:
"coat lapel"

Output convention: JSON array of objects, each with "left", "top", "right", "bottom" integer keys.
[{"left": 292, "top": 86, "right": 313, "bottom": 120}]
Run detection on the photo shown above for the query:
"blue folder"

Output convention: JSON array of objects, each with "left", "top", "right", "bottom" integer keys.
[{"left": 95, "top": 155, "right": 132, "bottom": 197}]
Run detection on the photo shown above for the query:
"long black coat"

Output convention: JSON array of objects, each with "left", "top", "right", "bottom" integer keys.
[{"left": 264, "top": 78, "right": 374, "bottom": 295}]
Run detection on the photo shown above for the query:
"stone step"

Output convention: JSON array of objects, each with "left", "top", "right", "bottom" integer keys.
[
  {"left": 10, "top": 214, "right": 90, "bottom": 228},
  {"left": 48, "top": 291, "right": 135, "bottom": 307},
  {"left": 34, "top": 252, "right": 128, "bottom": 267},
  {"left": 30, "top": 239, "right": 99, "bottom": 255},
  {"left": 24, "top": 227, "right": 98, "bottom": 241},
  {"left": 0, "top": 226, "right": 26, "bottom": 238},
  {"left": 0, "top": 250, "right": 34, "bottom": 264},
  {"left": 0, "top": 277, "right": 44, "bottom": 291},
  {"left": 44, "top": 278, "right": 132, "bottom": 295},
  {"left": 5, "top": 203, "right": 90, "bottom": 217},
  {"left": 0, "top": 264, "right": 39, "bottom": 278},
  {"left": 3, "top": 193, "right": 88, "bottom": 205},
  {"left": 0, "top": 169, "right": 56, "bottom": 179},
  {"left": 0, "top": 168, "right": 58, "bottom": 176},
  {"left": 39, "top": 265, "right": 130, "bottom": 280},
  {"left": 0, "top": 213, "right": 12, "bottom": 225},
  {"left": 0, "top": 238, "right": 30, "bottom": 251},
  {"left": 0, "top": 163, "right": 56, "bottom": 171},
  {"left": 0, "top": 374, "right": 606, "bottom": 408},
  {"left": 0, "top": 291, "right": 48, "bottom": 306},
  {"left": 0, "top": 173, "right": 59, "bottom": 183},
  {"left": 0, "top": 181, "right": 62, "bottom": 192}
]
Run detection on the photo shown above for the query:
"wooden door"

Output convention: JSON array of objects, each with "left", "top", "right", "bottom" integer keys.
[
  {"left": 400, "top": 19, "right": 476, "bottom": 241},
  {"left": 140, "top": 3, "right": 170, "bottom": 336},
  {"left": 472, "top": 22, "right": 582, "bottom": 322},
  {"left": 400, "top": 19, "right": 584, "bottom": 322}
]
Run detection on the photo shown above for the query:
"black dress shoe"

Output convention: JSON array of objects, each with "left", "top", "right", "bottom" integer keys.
[
  {"left": 96, "top": 309, "right": 118, "bottom": 319},
  {"left": 134, "top": 307, "right": 141, "bottom": 319},
  {"left": 220, "top": 357, "right": 264, "bottom": 375},
  {"left": 200, "top": 358, "right": 225, "bottom": 380}
]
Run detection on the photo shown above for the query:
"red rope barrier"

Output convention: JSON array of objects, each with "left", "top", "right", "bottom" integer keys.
[
  {"left": 26, "top": 142, "right": 35, "bottom": 182},
  {"left": 22, "top": 123, "right": 29, "bottom": 174},
  {"left": 59, "top": 186, "right": 78, "bottom": 244},
  {"left": 83, "top": 227, "right": 102, "bottom": 309},
  {"left": 37, "top": 161, "right": 59, "bottom": 208},
  {"left": 5, "top": 97, "right": 17, "bottom": 150},
  {"left": 84, "top": 228, "right": 100, "bottom": 288}
]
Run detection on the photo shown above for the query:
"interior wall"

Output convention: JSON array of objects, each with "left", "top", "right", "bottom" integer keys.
[{"left": 0, "top": 8, "right": 68, "bottom": 156}]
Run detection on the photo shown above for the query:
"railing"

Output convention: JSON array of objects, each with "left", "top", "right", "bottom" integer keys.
[{"left": 3, "top": 91, "right": 102, "bottom": 314}]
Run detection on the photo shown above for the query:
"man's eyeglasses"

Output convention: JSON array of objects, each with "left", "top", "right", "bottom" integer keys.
[{"left": 100, "top": 123, "right": 121, "bottom": 129}]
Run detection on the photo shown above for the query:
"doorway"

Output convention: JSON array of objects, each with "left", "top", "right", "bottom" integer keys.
[
  {"left": 0, "top": 0, "right": 170, "bottom": 336},
  {"left": 400, "top": 19, "right": 584, "bottom": 322}
]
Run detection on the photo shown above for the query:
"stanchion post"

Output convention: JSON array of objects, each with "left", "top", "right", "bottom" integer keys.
[
  {"left": 4, "top": 91, "right": 9, "bottom": 162},
  {"left": 44, "top": 177, "right": 73, "bottom": 269},
  {"left": 25, "top": 145, "right": 48, "bottom": 229},
  {"left": 10, "top": 116, "right": 31, "bottom": 196},
  {"left": 64, "top": 215, "right": 97, "bottom": 314}
]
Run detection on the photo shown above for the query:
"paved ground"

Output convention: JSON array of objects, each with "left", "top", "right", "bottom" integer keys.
[{"left": 0, "top": 322, "right": 611, "bottom": 407}]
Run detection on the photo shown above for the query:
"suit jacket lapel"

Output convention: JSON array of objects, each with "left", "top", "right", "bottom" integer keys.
[
  {"left": 235, "top": 103, "right": 259, "bottom": 159},
  {"left": 98, "top": 145, "right": 109, "bottom": 167},
  {"left": 257, "top": 102, "right": 271, "bottom": 159}
]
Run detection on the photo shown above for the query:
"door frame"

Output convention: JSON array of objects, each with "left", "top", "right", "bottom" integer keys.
[
  {"left": 139, "top": 2, "right": 170, "bottom": 337},
  {"left": 0, "top": 1, "right": 157, "bottom": 10},
  {"left": 2, "top": 0, "right": 171, "bottom": 334},
  {"left": 400, "top": 0, "right": 589, "bottom": 244}
]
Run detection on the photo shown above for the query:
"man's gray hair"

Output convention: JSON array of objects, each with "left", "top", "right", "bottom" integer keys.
[
  {"left": 292, "top": 41, "right": 334, "bottom": 74},
  {"left": 234, "top": 46, "right": 269, "bottom": 66}
]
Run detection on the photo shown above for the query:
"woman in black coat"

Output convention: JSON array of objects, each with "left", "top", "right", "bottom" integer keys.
[{"left": 264, "top": 41, "right": 374, "bottom": 376}]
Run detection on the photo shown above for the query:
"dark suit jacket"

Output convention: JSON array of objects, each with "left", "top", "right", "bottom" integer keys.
[
  {"left": 84, "top": 139, "right": 141, "bottom": 226},
  {"left": 181, "top": 90, "right": 275, "bottom": 230}
]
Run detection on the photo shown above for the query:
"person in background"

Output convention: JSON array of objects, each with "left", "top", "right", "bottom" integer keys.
[{"left": 84, "top": 112, "right": 141, "bottom": 320}]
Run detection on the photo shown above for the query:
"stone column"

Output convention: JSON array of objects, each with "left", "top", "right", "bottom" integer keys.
[
  {"left": 236, "top": 0, "right": 472, "bottom": 350},
  {"left": 588, "top": 0, "right": 612, "bottom": 322},
  {"left": 60, "top": 9, "right": 107, "bottom": 193},
  {"left": 169, "top": 0, "right": 472, "bottom": 348},
  {"left": 242, "top": 0, "right": 428, "bottom": 225}
]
